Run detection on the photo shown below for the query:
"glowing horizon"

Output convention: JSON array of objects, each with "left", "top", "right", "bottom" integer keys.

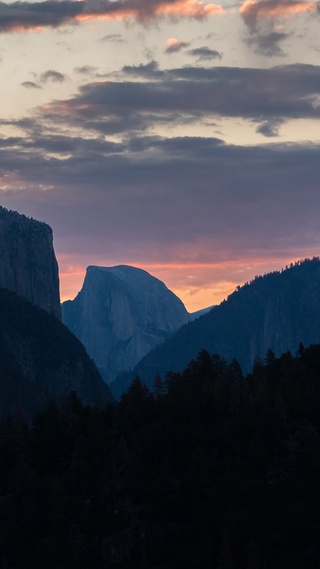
[{"left": 57, "top": 253, "right": 319, "bottom": 312}]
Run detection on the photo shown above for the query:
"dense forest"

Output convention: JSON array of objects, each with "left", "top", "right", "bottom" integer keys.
[{"left": 1, "top": 344, "right": 320, "bottom": 568}]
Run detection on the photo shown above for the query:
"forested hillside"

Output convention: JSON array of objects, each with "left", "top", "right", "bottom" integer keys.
[
  {"left": 1, "top": 345, "right": 320, "bottom": 568},
  {"left": 0, "top": 287, "right": 113, "bottom": 418}
]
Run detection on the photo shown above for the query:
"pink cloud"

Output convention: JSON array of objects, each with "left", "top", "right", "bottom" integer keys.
[
  {"left": 165, "top": 37, "right": 190, "bottom": 53},
  {"left": 0, "top": 0, "right": 224, "bottom": 34},
  {"left": 79, "top": 0, "right": 224, "bottom": 23},
  {"left": 240, "top": 0, "right": 316, "bottom": 29}
]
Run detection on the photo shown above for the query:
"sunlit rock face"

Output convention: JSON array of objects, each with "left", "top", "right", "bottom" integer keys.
[
  {"left": 0, "top": 207, "right": 61, "bottom": 319},
  {"left": 62, "top": 265, "right": 190, "bottom": 382}
]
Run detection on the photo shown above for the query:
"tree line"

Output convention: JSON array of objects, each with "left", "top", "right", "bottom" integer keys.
[{"left": 0, "top": 344, "right": 320, "bottom": 568}]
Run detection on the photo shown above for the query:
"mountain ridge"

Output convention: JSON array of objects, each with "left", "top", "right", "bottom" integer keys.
[{"left": 110, "top": 257, "right": 320, "bottom": 397}]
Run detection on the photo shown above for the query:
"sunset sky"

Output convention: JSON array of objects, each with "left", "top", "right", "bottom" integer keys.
[{"left": 0, "top": 0, "right": 319, "bottom": 311}]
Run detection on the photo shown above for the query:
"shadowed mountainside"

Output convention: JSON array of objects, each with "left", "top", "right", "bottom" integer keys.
[{"left": 0, "top": 286, "right": 113, "bottom": 419}]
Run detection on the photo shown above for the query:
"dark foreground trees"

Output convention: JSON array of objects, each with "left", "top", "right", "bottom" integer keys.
[{"left": 1, "top": 346, "right": 320, "bottom": 568}]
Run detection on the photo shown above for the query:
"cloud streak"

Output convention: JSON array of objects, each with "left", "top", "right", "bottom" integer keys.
[
  {"left": 0, "top": 0, "right": 81, "bottom": 32},
  {"left": 81, "top": 0, "right": 224, "bottom": 21},
  {"left": 40, "top": 70, "right": 67, "bottom": 83},
  {"left": 21, "top": 81, "right": 41, "bottom": 89},
  {"left": 187, "top": 46, "right": 222, "bottom": 59},
  {"left": 0, "top": 0, "right": 224, "bottom": 33},
  {"left": 33, "top": 63, "right": 320, "bottom": 137}
]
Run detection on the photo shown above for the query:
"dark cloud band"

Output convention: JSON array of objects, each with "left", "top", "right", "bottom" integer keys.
[
  {"left": 0, "top": 1, "right": 83, "bottom": 32},
  {"left": 0, "top": 0, "right": 222, "bottom": 33},
  {"left": 35, "top": 63, "right": 320, "bottom": 137}
]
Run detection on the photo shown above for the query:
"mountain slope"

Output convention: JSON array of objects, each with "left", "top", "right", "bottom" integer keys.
[
  {"left": 0, "top": 287, "right": 113, "bottom": 419},
  {"left": 110, "top": 258, "right": 320, "bottom": 397},
  {"left": 62, "top": 265, "right": 190, "bottom": 382},
  {"left": 0, "top": 206, "right": 61, "bottom": 319}
]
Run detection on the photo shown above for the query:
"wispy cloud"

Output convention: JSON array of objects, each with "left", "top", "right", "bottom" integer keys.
[
  {"left": 74, "top": 65, "right": 98, "bottom": 75},
  {"left": 187, "top": 46, "right": 222, "bottom": 60},
  {"left": 40, "top": 70, "right": 67, "bottom": 83},
  {"left": 255, "top": 117, "right": 285, "bottom": 136},
  {"left": 246, "top": 30, "right": 290, "bottom": 56},
  {"left": 99, "top": 33, "right": 124, "bottom": 43},
  {"left": 165, "top": 38, "right": 190, "bottom": 53},
  {"left": 122, "top": 60, "right": 162, "bottom": 78},
  {"left": 21, "top": 81, "right": 41, "bottom": 89}
]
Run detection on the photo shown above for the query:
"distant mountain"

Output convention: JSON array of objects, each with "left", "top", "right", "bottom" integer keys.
[
  {"left": 110, "top": 258, "right": 320, "bottom": 397},
  {"left": 62, "top": 265, "right": 190, "bottom": 382},
  {"left": 0, "top": 206, "right": 61, "bottom": 319},
  {"left": 0, "top": 287, "right": 113, "bottom": 419},
  {"left": 189, "top": 305, "right": 215, "bottom": 320}
]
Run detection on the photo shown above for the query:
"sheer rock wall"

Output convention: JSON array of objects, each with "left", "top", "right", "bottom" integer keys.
[{"left": 0, "top": 207, "right": 61, "bottom": 319}]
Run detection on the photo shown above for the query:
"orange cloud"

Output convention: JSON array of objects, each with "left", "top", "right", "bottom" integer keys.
[
  {"left": 155, "top": 0, "right": 224, "bottom": 17},
  {"left": 6, "top": 24, "right": 46, "bottom": 33},
  {"left": 79, "top": 0, "right": 224, "bottom": 22},
  {"left": 240, "top": 0, "right": 316, "bottom": 24},
  {"left": 0, "top": 0, "right": 223, "bottom": 35},
  {"left": 165, "top": 37, "right": 190, "bottom": 52}
]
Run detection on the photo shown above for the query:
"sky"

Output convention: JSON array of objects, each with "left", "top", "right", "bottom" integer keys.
[{"left": 0, "top": 0, "right": 319, "bottom": 311}]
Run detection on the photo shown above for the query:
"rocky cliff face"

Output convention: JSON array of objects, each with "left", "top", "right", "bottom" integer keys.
[
  {"left": 0, "top": 207, "right": 61, "bottom": 319},
  {"left": 62, "top": 265, "right": 190, "bottom": 382}
]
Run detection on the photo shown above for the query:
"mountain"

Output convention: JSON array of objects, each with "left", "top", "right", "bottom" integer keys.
[
  {"left": 0, "top": 286, "right": 113, "bottom": 419},
  {"left": 0, "top": 206, "right": 61, "bottom": 319},
  {"left": 110, "top": 258, "right": 320, "bottom": 397},
  {"left": 189, "top": 304, "right": 215, "bottom": 320},
  {"left": 62, "top": 265, "right": 190, "bottom": 382}
]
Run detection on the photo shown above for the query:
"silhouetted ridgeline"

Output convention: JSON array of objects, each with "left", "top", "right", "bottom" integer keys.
[
  {"left": 0, "top": 287, "right": 113, "bottom": 419},
  {"left": 0, "top": 346, "right": 320, "bottom": 568},
  {"left": 0, "top": 206, "right": 61, "bottom": 319},
  {"left": 111, "top": 258, "right": 320, "bottom": 398}
]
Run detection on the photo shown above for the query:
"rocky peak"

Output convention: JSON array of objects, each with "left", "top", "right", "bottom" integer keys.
[
  {"left": 0, "top": 206, "right": 61, "bottom": 319},
  {"left": 62, "top": 265, "right": 190, "bottom": 382}
]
